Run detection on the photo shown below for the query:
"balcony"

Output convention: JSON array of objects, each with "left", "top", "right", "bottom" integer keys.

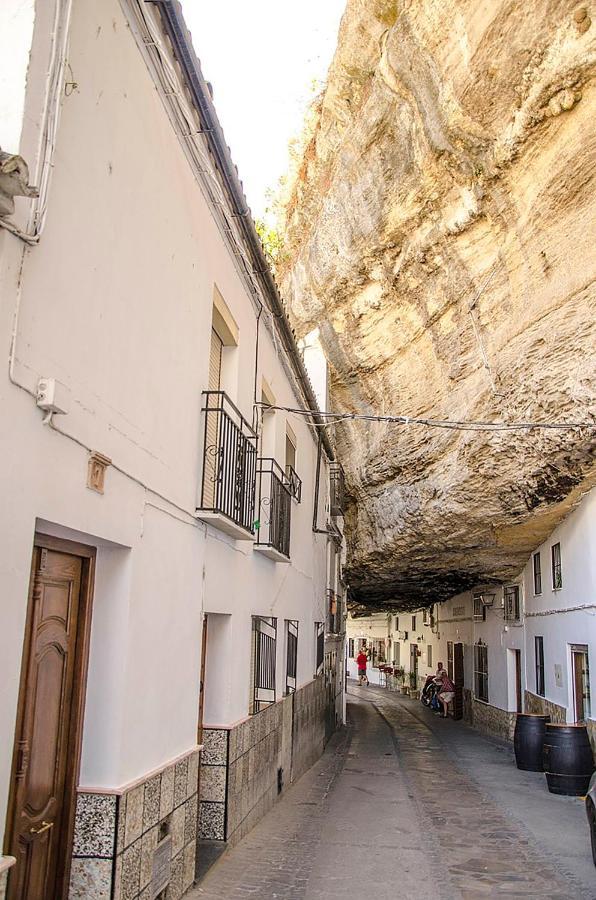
[
  {"left": 330, "top": 463, "right": 345, "bottom": 517},
  {"left": 255, "top": 458, "right": 292, "bottom": 562},
  {"left": 197, "top": 391, "right": 257, "bottom": 540},
  {"left": 326, "top": 588, "right": 341, "bottom": 634}
]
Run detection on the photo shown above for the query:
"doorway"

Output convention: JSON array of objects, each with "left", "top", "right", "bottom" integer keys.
[
  {"left": 507, "top": 649, "right": 522, "bottom": 713},
  {"left": 5, "top": 535, "right": 95, "bottom": 900},
  {"left": 410, "top": 644, "right": 418, "bottom": 686},
  {"left": 571, "top": 646, "right": 591, "bottom": 723}
]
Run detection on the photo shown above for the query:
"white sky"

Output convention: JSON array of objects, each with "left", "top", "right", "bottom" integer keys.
[{"left": 180, "top": 0, "right": 346, "bottom": 220}]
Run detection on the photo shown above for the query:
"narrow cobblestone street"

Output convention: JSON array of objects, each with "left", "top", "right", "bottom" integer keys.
[{"left": 191, "top": 683, "right": 595, "bottom": 900}]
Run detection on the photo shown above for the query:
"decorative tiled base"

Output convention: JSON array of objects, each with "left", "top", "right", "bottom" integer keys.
[
  {"left": 0, "top": 857, "right": 16, "bottom": 900},
  {"left": 70, "top": 748, "right": 200, "bottom": 900},
  {"left": 198, "top": 674, "right": 329, "bottom": 869}
]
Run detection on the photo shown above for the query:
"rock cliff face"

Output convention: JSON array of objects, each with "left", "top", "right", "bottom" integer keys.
[{"left": 280, "top": 0, "right": 596, "bottom": 609}]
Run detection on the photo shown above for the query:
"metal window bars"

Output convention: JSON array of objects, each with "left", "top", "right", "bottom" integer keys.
[
  {"left": 255, "top": 458, "right": 292, "bottom": 559},
  {"left": 329, "top": 463, "right": 345, "bottom": 517},
  {"left": 251, "top": 616, "right": 277, "bottom": 714},
  {"left": 199, "top": 391, "right": 257, "bottom": 533},
  {"left": 315, "top": 622, "right": 324, "bottom": 675},
  {"left": 551, "top": 542, "right": 562, "bottom": 589},
  {"left": 326, "top": 589, "right": 340, "bottom": 634},
  {"left": 285, "top": 464, "right": 302, "bottom": 503},
  {"left": 503, "top": 585, "right": 521, "bottom": 621},
  {"left": 285, "top": 620, "right": 298, "bottom": 695},
  {"left": 474, "top": 642, "right": 488, "bottom": 702}
]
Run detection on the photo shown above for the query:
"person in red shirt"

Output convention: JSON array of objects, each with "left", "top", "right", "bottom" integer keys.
[{"left": 356, "top": 647, "right": 369, "bottom": 685}]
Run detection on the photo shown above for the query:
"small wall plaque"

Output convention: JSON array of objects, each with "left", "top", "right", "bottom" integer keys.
[
  {"left": 151, "top": 835, "right": 172, "bottom": 898},
  {"left": 554, "top": 664, "right": 563, "bottom": 687},
  {"left": 87, "top": 451, "right": 111, "bottom": 494}
]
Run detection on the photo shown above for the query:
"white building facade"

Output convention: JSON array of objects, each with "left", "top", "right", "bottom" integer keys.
[
  {"left": 0, "top": 2, "right": 345, "bottom": 899},
  {"left": 359, "top": 488, "right": 595, "bottom": 749}
]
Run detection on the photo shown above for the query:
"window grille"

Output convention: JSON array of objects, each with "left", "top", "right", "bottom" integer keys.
[
  {"left": 535, "top": 636, "right": 545, "bottom": 697},
  {"left": 326, "top": 589, "right": 339, "bottom": 634},
  {"left": 411, "top": 615, "right": 416, "bottom": 631},
  {"left": 250, "top": 616, "right": 277, "bottom": 714},
  {"left": 503, "top": 585, "right": 521, "bottom": 622},
  {"left": 427, "top": 645, "right": 433, "bottom": 667},
  {"left": 533, "top": 552, "right": 542, "bottom": 595},
  {"left": 474, "top": 642, "right": 488, "bottom": 702},
  {"left": 447, "top": 641, "right": 454, "bottom": 680},
  {"left": 315, "top": 622, "right": 324, "bottom": 675},
  {"left": 551, "top": 542, "right": 562, "bottom": 589},
  {"left": 473, "top": 594, "right": 486, "bottom": 621},
  {"left": 285, "top": 620, "right": 298, "bottom": 695},
  {"left": 348, "top": 638, "right": 354, "bottom": 658},
  {"left": 329, "top": 464, "right": 345, "bottom": 517},
  {"left": 395, "top": 616, "right": 399, "bottom": 631},
  {"left": 393, "top": 641, "right": 400, "bottom": 665}
]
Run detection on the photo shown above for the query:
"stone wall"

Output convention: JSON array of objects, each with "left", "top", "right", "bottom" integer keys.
[
  {"left": 198, "top": 675, "right": 328, "bottom": 864},
  {"left": 471, "top": 700, "right": 517, "bottom": 742},
  {"left": 524, "top": 690, "right": 567, "bottom": 724},
  {"left": 69, "top": 747, "right": 200, "bottom": 900}
]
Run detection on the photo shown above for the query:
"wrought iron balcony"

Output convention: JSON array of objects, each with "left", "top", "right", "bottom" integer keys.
[
  {"left": 330, "top": 463, "right": 345, "bottom": 517},
  {"left": 326, "top": 588, "right": 341, "bottom": 634},
  {"left": 255, "top": 458, "right": 292, "bottom": 561},
  {"left": 197, "top": 391, "right": 257, "bottom": 539},
  {"left": 286, "top": 464, "right": 302, "bottom": 503}
]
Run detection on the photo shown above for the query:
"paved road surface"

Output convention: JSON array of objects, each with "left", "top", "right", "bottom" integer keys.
[{"left": 190, "top": 683, "right": 595, "bottom": 899}]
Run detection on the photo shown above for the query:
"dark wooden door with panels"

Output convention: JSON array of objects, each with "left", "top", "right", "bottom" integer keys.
[{"left": 5, "top": 535, "right": 95, "bottom": 900}]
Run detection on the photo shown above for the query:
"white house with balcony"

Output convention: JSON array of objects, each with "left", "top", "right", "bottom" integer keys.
[{"left": 0, "top": 2, "right": 345, "bottom": 899}]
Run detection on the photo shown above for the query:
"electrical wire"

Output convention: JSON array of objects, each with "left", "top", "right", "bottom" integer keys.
[{"left": 254, "top": 403, "right": 595, "bottom": 432}]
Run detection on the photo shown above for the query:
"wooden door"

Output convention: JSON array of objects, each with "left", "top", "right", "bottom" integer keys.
[
  {"left": 573, "top": 649, "right": 590, "bottom": 722},
  {"left": 197, "top": 615, "right": 208, "bottom": 745},
  {"left": 6, "top": 536, "right": 95, "bottom": 900},
  {"left": 410, "top": 644, "right": 418, "bottom": 683}
]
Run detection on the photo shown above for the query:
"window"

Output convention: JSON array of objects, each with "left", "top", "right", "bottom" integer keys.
[
  {"left": 284, "top": 426, "right": 301, "bottom": 501},
  {"left": 285, "top": 620, "right": 298, "bottom": 695},
  {"left": 315, "top": 622, "right": 324, "bottom": 675},
  {"left": 427, "top": 645, "right": 433, "bottom": 667},
  {"left": 533, "top": 552, "right": 542, "bottom": 595},
  {"left": 503, "top": 585, "right": 521, "bottom": 622},
  {"left": 551, "top": 542, "right": 562, "bottom": 589},
  {"left": 474, "top": 642, "right": 488, "bottom": 702},
  {"left": 250, "top": 616, "right": 277, "bottom": 714},
  {"left": 422, "top": 608, "right": 429, "bottom": 626},
  {"left": 393, "top": 641, "right": 400, "bottom": 665},
  {"left": 348, "top": 638, "right": 354, "bottom": 658},
  {"left": 535, "top": 636, "right": 545, "bottom": 696},
  {"left": 473, "top": 594, "right": 486, "bottom": 621},
  {"left": 411, "top": 615, "right": 416, "bottom": 631},
  {"left": 395, "top": 616, "right": 399, "bottom": 631}
]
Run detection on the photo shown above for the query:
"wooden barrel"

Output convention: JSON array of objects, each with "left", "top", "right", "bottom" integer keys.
[
  {"left": 513, "top": 714, "right": 550, "bottom": 771},
  {"left": 543, "top": 723, "right": 595, "bottom": 796}
]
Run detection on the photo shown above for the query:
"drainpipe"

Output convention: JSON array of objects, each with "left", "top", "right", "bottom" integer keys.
[{"left": 149, "top": 0, "right": 334, "bottom": 462}]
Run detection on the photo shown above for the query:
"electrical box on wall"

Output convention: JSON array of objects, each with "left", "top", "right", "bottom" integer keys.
[{"left": 36, "top": 377, "right": 69, "bottom": 415}]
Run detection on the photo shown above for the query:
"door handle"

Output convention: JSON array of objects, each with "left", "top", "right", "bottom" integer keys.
[{"left": 30, "top": 821, "right": 53, "bottom": 835}]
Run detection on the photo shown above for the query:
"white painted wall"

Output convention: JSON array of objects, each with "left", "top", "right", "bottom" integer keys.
[
  {"left": 0, "top": 0, "right": 337, "bottom": 838},
  {"left": 523, "top": 488, "right": 596, "bottom": 724},
  {"left": 0, "top": 0, "right": 36, "bottom": 153}
]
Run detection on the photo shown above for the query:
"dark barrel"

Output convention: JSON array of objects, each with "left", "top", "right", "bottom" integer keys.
[
  {"left": 543, "top": 723, "right": 595, "bottom": 796},
  {"left": 513, "top": 714, "right": 550, "bottom": 771}
]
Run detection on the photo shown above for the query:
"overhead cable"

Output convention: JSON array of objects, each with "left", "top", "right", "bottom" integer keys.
[{"left": 255, "top": 403, "right": 595, "bottom": 433}]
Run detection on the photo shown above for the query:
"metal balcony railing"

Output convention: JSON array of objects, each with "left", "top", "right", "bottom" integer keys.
[
  {"left": 326, "top": 588, "right": 340, "bottom": 634},
  {"left": 330, "top": 463, "right": 345, "bottom": 517},
  {"left": 286, "top": 464, "right": 302, "bottom": 503},
  {"left": 255, "top": 458, "right": 292, "bottom": 559},
  {"left": 199, "top": 391, "right": 257, "bottom": 534}
]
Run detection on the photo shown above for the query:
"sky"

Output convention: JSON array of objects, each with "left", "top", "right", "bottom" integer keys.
[{"left": 180, "top": 0, "right": 346, "bottom": 220}]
